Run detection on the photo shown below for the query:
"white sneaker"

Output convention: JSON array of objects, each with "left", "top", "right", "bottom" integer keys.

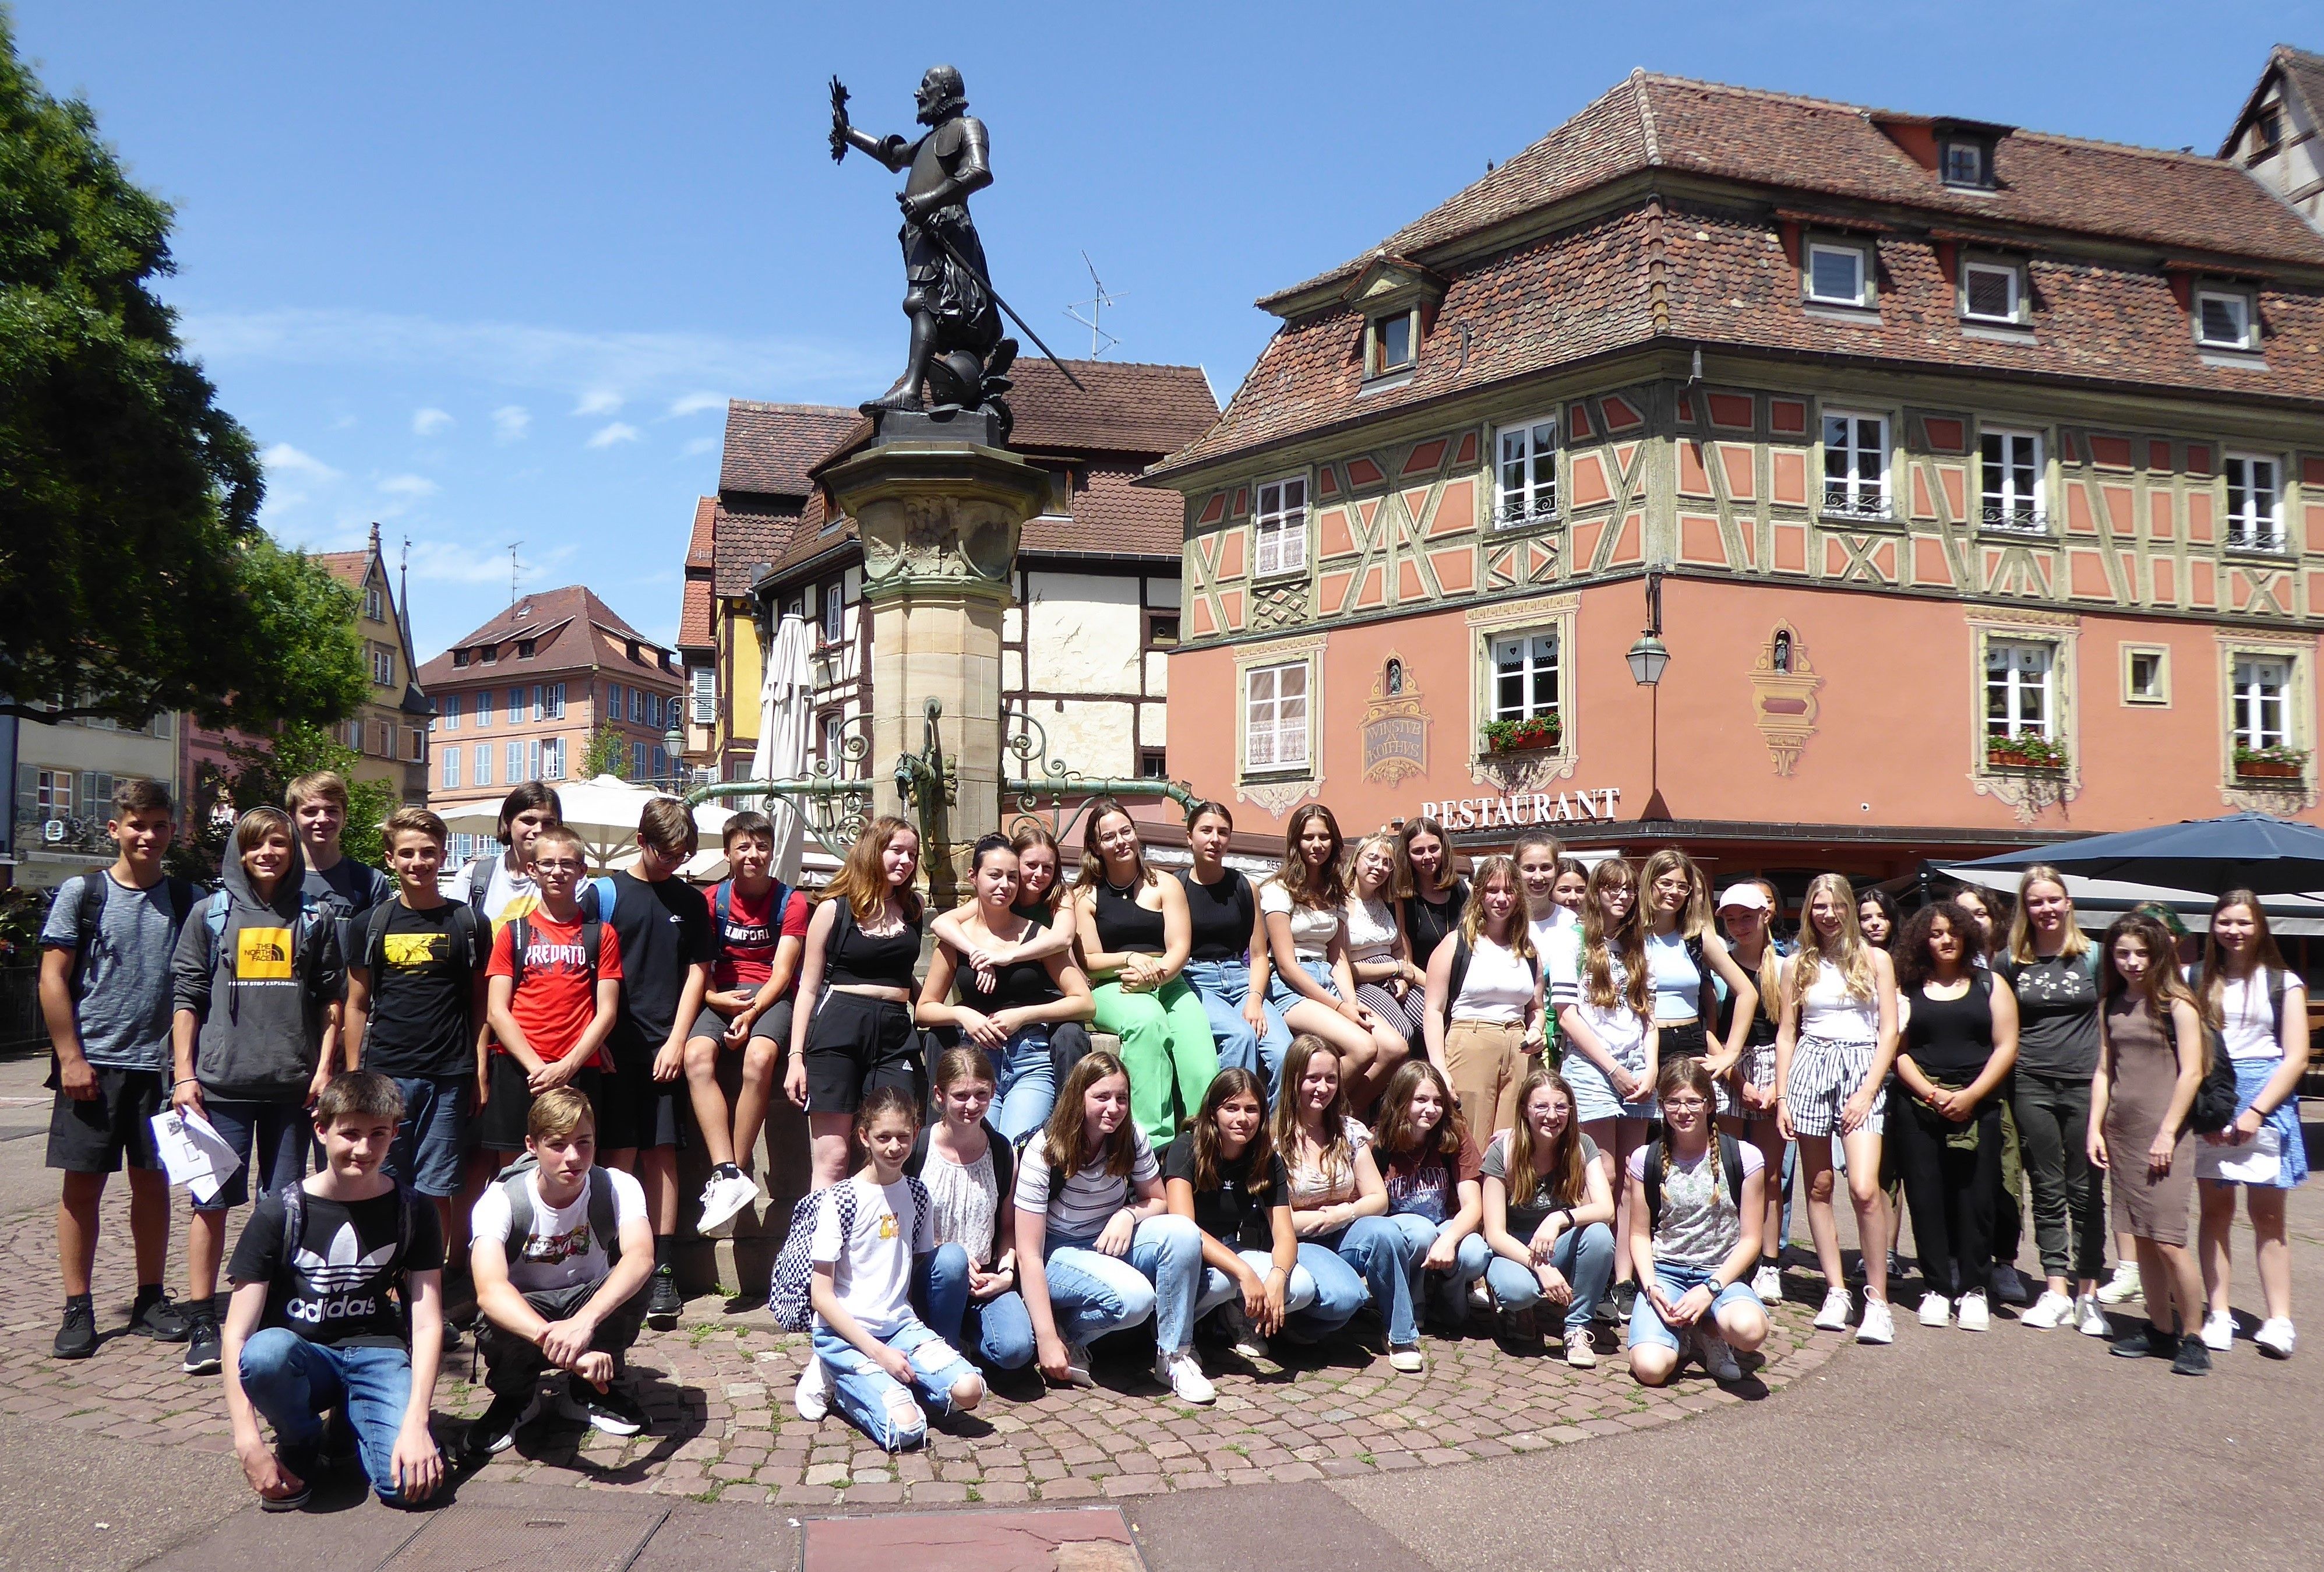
[
  {"left": 1813, "top": 1286, "right": 1852, "bottom": 1331},
  {"left": 793, "top": 1359, "right": 830, "bottom": 1422},
  {"left": 2255, "top": 1318, "right": 2297, "bottom": 1359},
  {"left": 2096, "top": 1260, "right": 2143, "bottom": 1306},
  {"left": 1563, "top": 1333, "right": 1597, "bottom": 1369},
  {"left": 1957, "top": 1289, "right": 1990, "bottom": 1332},
  {"left": 1468, "top": 1279, "right": 1494, "bottom": 1314},
  {"left": 1154, "top": 1348, "right": 1216, "bottom": 1405},
  {"left": 1752, "top": 1264, "right": 1784, "bottom": 1305},
  {"left": 696, "top": 1171, "right": 757, "bottom": 1239},
  {"left": 1059, "top": 1342, "right": 1097, "bottom": 1388},
  {"left": 1855, "top": 1298, "right": 1894, "bottom": 1345},
  {"left": 1387, "top": 1344, "right": 1427, "bottom": 1374},
  {"left": 2020, "top": 1290, "right": 2073, "bottom": 1330},
  {"left": 2201, "top": 1309, "right": 2235, "bottom": 1352},
  {"left": 1698, "top": 1329, "right": 1742, "bottom": 1382},
  {"left": 1918, "top": 1292, "right": 1951, "bottom": 1327},
  {"left": 2075, "top": 1293, "right": 2110, "bottom": 1338}
]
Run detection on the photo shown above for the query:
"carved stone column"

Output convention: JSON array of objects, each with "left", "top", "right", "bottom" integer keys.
[{"left": 824, "top": 413, "right": 1050, "bottom": 904}]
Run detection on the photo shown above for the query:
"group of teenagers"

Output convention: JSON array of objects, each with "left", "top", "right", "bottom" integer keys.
[{"left": 36, "top": 774, "right": 2311, "bottom": 1500}]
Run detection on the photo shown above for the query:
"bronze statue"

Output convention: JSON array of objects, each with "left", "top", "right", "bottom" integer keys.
[{"left": 831, "top": 68, "right": 1080, "bottom": 432}]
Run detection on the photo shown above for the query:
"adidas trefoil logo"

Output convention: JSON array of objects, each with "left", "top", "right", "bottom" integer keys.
[{"left": 294, "top": 1221, "right": 396, "bottom": 1292}]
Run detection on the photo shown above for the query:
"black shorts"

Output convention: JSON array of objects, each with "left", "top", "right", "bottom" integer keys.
[
  {"left": 45, "top": 1066, "right": 167, "bottom": 1174},
  {"left": 1659, "top": 1019, "right": 1710, "bottom": 1061},
  {"left": 803, "top": 991, "right": 925, "bottom": 1116},
  {"left": 475, "top": 1052, "right": 604, "bottom": 1152},
  {"left": 596, "top": 1043, "right": 685, "bottom": 1152}
]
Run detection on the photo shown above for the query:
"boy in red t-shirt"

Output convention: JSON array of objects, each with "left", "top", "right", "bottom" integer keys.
[
  {"left": 681, "top": 812, "right": 808, "bottom": 1236},
  {"left": 478, "top": 826, "right": 623, "bottom": 1157}
]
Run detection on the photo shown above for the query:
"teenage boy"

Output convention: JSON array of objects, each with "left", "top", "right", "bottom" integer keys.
[
  {"left": 477, "top": 825, "right": 623, "bottom": 1171},
  {"left": 287, "top": 771, "right": 393, "bottom": 947},
  {"left": 681, "top": 810, "right": 806, "bottom": 1237},
  {"left": 221, "top": 1071, "right": 445, "bottom": 1511},
  {"left": 464, "top": 1085, "right": 654, "bottom": 1457},
  {"left": 174, "top": 806, "right": 345, "bottom": 1377},
  {"left": 345, "top": 808, "right": 491, "bottom": 1245},
  {"left": 40, "top": 778, "right": 200, "bottom": 1358},
  {"left": 598, "top": 797, "right": 713, "bottom": 1327}
]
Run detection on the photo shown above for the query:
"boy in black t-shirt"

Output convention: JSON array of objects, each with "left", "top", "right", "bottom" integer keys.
[
  {"left": 221, "top": 1071, "right": 445, "bottom": 1511},
  {"left": 345, "top": 808, "right": 492, "bottom": 1245},
  {"left": 599, "top": 797, "right": 714, "bottom": 1326}
]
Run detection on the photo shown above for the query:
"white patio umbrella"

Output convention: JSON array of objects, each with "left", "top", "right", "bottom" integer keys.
[
  {"left": 751, "top": 612, "right": 816, "bottom": 884},
  {"left": 435, "top": 775, "right": 731, "bottom": 874}
]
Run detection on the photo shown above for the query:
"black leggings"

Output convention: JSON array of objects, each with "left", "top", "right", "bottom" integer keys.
[{"left": 1892, "top": 1094, "right": 2002, "bottom": 1300}]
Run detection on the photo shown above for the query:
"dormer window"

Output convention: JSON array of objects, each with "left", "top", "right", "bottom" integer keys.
[
  {"left": 516, "top": 638, "right": 536, "bottom": 658},
  {"left": 1368, "top": 309, "right": 1416, "bottom": 378},
  {"left": 451, "top": 648, "right": 470, "bottom": 668},
  {"left": 479, "top": 643, "right": 498, "bottom": 665},
  {"left": 2195, "top": 287, "right": 2257, "bottom": 351},
  {"left": 1941, "top": 140, "right": 1986, "bottom": 188},
  {"left": 1962, "top": 259, "right": 2022, "bottom": 324},
  {"left": 1805, "top": 241, "right": 1870, "bottom": 308}
]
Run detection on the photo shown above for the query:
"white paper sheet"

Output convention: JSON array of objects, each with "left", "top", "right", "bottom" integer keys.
[{"left": 149, "top": 1108, "right": 242, "bottom": 1203}]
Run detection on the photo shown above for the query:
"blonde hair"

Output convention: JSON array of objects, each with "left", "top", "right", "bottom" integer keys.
[
  {"left": 1581, "top": 858, "right": 1649, "bottom": 1017},
  {"left": 2005, "top": 865, "right": 2090, "bottom": 967},
  {"left": 1345, "top": 831, "right": 1401, "bottom": 900},
  {"left": 1270, "top": 1034, "right": 1355, "bottom": 1193},
  {"left": 1503, "top": 1066, "right": 1588, "bottom": 1208},
  {"left": 1639, "top": 848, "right": 1712, "bottom": 941},
  {"left": 1790, "top": 872, "right": 1874, "bottom": 1004},
  {"left": 284, "top": 771, "right": 350, "bottom": 812},
  {"left": 1458, "top": 855, "right": 1535, "bottom": 963}
]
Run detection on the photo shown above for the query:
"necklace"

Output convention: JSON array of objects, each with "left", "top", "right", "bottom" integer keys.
[{"left": 1106, "top": 873, "right": 1140, "bottom": 898}]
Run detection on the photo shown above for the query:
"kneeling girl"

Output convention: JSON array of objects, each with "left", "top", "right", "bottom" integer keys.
[{"left": 1624, "top": 1059, "right": 1771, "bottom": 1387}]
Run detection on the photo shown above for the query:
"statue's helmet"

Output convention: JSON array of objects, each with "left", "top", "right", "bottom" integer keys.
[{"left": 915, "top": 64, "right": 967, "bottom": 121}]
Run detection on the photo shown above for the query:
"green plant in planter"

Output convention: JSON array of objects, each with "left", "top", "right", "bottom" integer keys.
[
  {"left": 1986, "top": 733, "right": 2068, "bottom": 769},
  {"left": 1482, "top": 715, "right": 1562, "bottom": 753},
  {"left": 2233, "top": 743, "right": 2308, "bottom": 775}
]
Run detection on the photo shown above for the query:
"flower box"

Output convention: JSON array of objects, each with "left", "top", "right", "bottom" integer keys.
[
  {"left": 1986, "top": 737, "right": 2068, "bottom": 771},
  {"left": 2235, "top": 759, "right": 2303, "bottom": 780},
  {"left": 1482, "top": 717, "right": 1562, "bottom": 756}
]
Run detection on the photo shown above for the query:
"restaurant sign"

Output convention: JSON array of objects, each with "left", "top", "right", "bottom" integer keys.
[{"left": 1419, "top": 788, "right": 1623, "bottom": 830}]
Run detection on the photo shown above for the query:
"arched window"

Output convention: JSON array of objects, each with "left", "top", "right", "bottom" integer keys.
[{"left": 1384, "top": 658, "right": 1404, "bottom": 695}]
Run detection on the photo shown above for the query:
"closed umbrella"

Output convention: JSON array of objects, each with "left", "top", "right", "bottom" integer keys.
[
  {"left": 753, "top": 612, "right": 815, "bottom": 884},
  {"left": 1948, "top": 812, "right": 2324, "bottom": 897}
]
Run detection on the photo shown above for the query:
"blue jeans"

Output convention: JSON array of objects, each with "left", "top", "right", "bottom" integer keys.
[
  {"left": 195, "top": 1097, "right": 309, "bottom": 1211},
  {"left": 1040, "top": 1214, "right": 1204, "bottom": 1354},
  {"left": 1316, "top": 1214, "right": 1419, "bottom": 1347},
  {"left": 810, "top": 1319, "right": 978, "bottom": 1451},
  {"left": 1182, "top": 958, "right": 1292, "bottom": 1097},
  {"left": 1190, "top": 1240, "right": 1367, "bottom": 1335},
  {"left": 914, "top": 1244, "right": 1036, "bottom": 1370},
  {"left": 237, "top": 1328, "right": 422, "bottom": 1504},
  {"left": 1482, "top": 1221, "right": 1617, "bottom": 1337},
  {"left": 1626, "top": 1261, "right": 1765, "bottom": 1352},
  {"left": 986, "top": 1028, "right": 1057, "bottom": 1145},
  {"left": 384, "top": 1076, "right": 468, "bottom": 1198},
  {"left": 1384, "top": 1213, "right": 1492, "bottom": 1326}
]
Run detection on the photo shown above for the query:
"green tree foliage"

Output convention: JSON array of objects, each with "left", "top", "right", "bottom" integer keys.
[
  {"left": 0, "top": 20, "right": 365, "bottom": 729},
  {"left": 579, "top": 722, "right": 630, "bottom": 781},
  {"left": 166, "top": 722, "right": 395, "bottom": 883}
]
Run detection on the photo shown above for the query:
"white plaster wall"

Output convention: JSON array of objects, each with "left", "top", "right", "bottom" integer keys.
[
  {"left": 1144, "top": 650, "right": 1168, "bottom": 694},
  {"left": 1025, "top": 573, "right": 1141, "bottom": 693},
  {"left": 1031, "top": 698, "right": 1136, "bottom": 777},
  {"left": 1146, "top": 575, "right": 1182, "bottom": 609},
  {"left": 1141, "top": 699, "right": 1167, "bottom": 746}
]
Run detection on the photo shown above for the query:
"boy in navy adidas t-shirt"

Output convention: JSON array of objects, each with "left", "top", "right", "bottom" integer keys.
[{"left": 221, "top": 1071, "right": 445, "bottom": 1511}]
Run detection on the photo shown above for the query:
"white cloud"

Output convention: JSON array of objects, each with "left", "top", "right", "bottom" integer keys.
[
  {"left": 411, "top": 407, "right": 453, "bottom": 437},
  {"left": 491, "top": 405, "right": 530, "bottom": 443},
  {"left": 378, "top": 474, "right": 439, "bottom": 499},
  {"left": 666, "top": 391, "right": 724, "bottom": 418},
  {"left": 574, "top": 389, "right": 623, "bottom": 417},
  {"left": 587, "top": 422, "right": 640, "bottom": 449},
  {"left": 405, "top": 538, "right": 576, "bottom": 586},
  {"left": 680, "top": 435, "right": 718, "bottom": 457},
  {"left": 260, "top": 442, "right": 343, "bottom": 482}
]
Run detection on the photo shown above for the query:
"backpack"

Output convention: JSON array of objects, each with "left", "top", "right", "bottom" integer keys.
[
  {"left": 1641, "top": 1133, "right": 1747, "bottom": 1233},
  {"left": 68, "top": 871, "right": 199, "bottom": 1002},
  {"left": 280, "top": 1177, "right": 422, "bottom": 1324},
  {"left": 464, "top": 855, "right": 612, "bottom": 928},
  {"left": 492, "top": 1152, "right": 622, "bottom": 1270},
  {"left": 204, "top": 885, "right": 340, "bottom": 992},
  {"left": 905, "top": 1122, "right": 1017, "bottom": 1267},
  {"left": 714, "top": 877, "right": 793, "bottom": 940},
  {"left": 503, "top": 907, "right": 608, "bottom": 993},
  {"left": 360, "top": 898, "right": 488, "bottom": 981},
  {"left": 2188, "top": 967, "right": 2287, "bottom": 1136},
  {"left": 767, "top": 1176, "right": 931, "bottom": 1333}
]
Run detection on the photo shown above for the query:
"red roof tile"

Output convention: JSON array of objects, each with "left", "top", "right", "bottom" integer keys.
[
  {"left": 683, "top": 496, "right": 715, "bottom": 569},
  {"left": 1022, "top": 465, "right": 1183, "bottom": 558},
  {"left": 310, "top": 549, "right": 373, "bottom": 590},
  {"left": 719, "top": 402, "right": 859, "bottom": 497},
  {"left": 678, "top": 576, "right": 714, "bottom": 650},
  {"left": 713, "top": 500, "right": 809, "bottom": 598},
  {"left": 1006, "top": 359, "right": 1219, "bottom": 454},
  {"left": 414, "top": 585, "right": 676, "bottom": 690}
]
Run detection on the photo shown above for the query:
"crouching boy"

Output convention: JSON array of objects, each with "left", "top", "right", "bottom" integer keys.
[
  {"left": 221, "top": 1072, "right": 445, "bottom": 1511},
  {"left": 464, "top": 1085, "right": 654, "bottom": 1458}
]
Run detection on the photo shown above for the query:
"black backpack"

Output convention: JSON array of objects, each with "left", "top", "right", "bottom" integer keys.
[
  {"left": 503, "top": 910, "right": 606, "bottom": 991},
  {"left": 2188, "top": 968, "right": 2287, "bottom": 1135},
  {"left": 360, "top": 899, "right": 488, "bottom": 980},
  {"left": 68, "top": 870, "right": 199, "bottom": 1000},
  {"left": 1641, "top": 1133, "right": 1747, "bottom": 1232}
]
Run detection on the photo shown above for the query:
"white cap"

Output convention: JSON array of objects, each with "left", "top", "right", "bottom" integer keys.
[{"left": 1716, "top": 882, "right": 1772, "bottom": 912}]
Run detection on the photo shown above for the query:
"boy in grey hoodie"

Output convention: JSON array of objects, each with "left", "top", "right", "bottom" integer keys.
[{"left": 171, "top": 806, "right": 347, "bottom": 1376}]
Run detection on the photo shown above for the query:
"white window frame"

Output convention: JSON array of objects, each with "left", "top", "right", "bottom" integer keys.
[
  {"left": 2223, "top": 452, "right": 2286, "bottom": 551},
  {"left": 408, "top": 728, "right": 425, "bottom": 763},
  {"left": 1243, "top": 660, "right": 1311, "bottom": 773},
  {"left": 2122, "top": 644, "right": 2170, "bottom": 707},
  {"left": 541, "top": 736, "right": 566, "bottom": 781},
  {"left": 1253, "top": 476, "right": 1308, "bottom": 578},
  {"left": 820, "top": 711, "right": 844, "bottom": 770},
  {"left": 1494, "top": 416, "right": 1558, "bottom": 530},
  {"left": 630, "top": 688, "right": 646, "bottom": 725},
  {"left": 441, "top": 746, "right": 461, "bottom": 789},
  {"left": 2232, "top": 655, "right": 2292, "bottom": 752},
  {"left": 1490, "top": 631, "right": 1561, "bottom": 725},
  {"left": 1819, "top": 410, "right": 1892, "bottom": 522},
  {"left": 1979, "top": 428, "right": 2046, "bottom": 533},
  {"left": 1805, "top": 241, "right": 1868, "bottom": 306},
  {"left": 2195, "top": 288, "right": 2256, "bottom": 351},
  {"left": 371, "top": 647, "right": 394, "bottom": 686},
  {"left": 1942, "top": 141, "right": 1986, "bottom": 187},
  {"left": 1961, "top": 260, "right": 2020, "bottom": 323},
  {"left": 821, "top": 581, "right": 845, "bottom": 646},
  {"left": 1985, "top": 639, "right": 2057, "bottom": 742},
  {"left": 690, "top": 665, "right": 715, "bottom": 725}
]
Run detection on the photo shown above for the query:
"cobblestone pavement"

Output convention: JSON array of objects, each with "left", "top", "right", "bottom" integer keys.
[{"left": 1, "top": 1187, "right": 1833, "bottom": 1510}]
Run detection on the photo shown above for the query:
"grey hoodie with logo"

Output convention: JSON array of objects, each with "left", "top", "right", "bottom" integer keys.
[{"left": 172, "top": 812, "right": 348, "bottom": 1101}]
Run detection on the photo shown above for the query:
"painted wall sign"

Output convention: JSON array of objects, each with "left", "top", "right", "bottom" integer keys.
[
  {"left": 1360, "top": 653, "right": 1429, "bottom": 787},
  {"left": 1419, "top": 788, "right": 1623, "bottom": 830}
]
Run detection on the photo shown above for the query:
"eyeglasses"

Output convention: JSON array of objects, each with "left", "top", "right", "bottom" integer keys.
[{"left": 1662, "top": 1097, "right": 1707, "bottom": 1112}]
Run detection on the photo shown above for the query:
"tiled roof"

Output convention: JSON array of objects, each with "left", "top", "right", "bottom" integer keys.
[
  {"left": 1022, "top": 465, "right": 1183, "bottom": 558},
  {"left": 683, "top": 496, "right": 715, "bottom": 569},
  {"left": 1266, "top": 70, "right": 2324, "bottom": 312},
  {"left": 1006, "top": 358, "right": 1219, "bottom": 455},
  {"left": 678, "top": 577, "right": 714, "bottom": 651},
  {"left": 414, "top": 584, "right": 676, "bottom": 690},
  {"left": 713, "top": 499, "right": 807, "bottom": 598},
  {"left": 310, "top": 549, "right": 373, "bottom": 591},
  {"left": 719, "top": 401, "right": 859, "bottom": 498}
]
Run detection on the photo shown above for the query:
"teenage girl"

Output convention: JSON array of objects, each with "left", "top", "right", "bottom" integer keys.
[
  {"left": 1891, "top": 901, "right": 2019, "bottom": 1331},
  {"left": 1712, "top": 880, "right": 1788, "bottom": 1303},
  {"left": 1395, "top": 817, "right": 1470, "bottom": 972},
  {"left": 1272, "top": 1035, "right": 1425, "bottom": 1372},
  {"left": 805, "top": 1087, "right": 983, "bottom": 1452},
  {"left": 1550, "top": 858, "right": 1591, "bottom": 918},
  {"left": 1176, "top": 801, "right": 1290, "bottom": 1090},
  {"left": 1260, "top": 805, "right": 1405, "bottom": 1105},
  {"left": 1515, "top": 832, "right": 1575, "bottom": 951},
  {"left": 1345, "top": 832, "right": 1429, "bottom": 1052},
  {"left": 1074, "top": 802, "right": 1218, "bottom": 1146},
  {"left": 1421, "top": 855, "right": 1542, "bottom": 1138},
  {"left": 1371, "top": 1060, "right": 1491, "bottom": 1331},
  {"left": 2090, "top": 915, "right": 2210, "bottom": 1375},
  {"left": 1640, "top": 850, "right": 1759, "bottom": 1080},
  {"left": 2192, "top": 890, "right": 2308, "bottom": 1358},
  {"left": 1480, "top": 1066, "right": 1616, "bottom": 1366},
  {"left": 1856, "top": 889, "right": 1900, "bottom": 951},
  {"left": 916, "top": 835, "right": 1093, "bottom": 1143},
  {"left": 788, "top": 817, "right": 926, "bottom": 1191},
  {"left": 907, "top": 1048, "right": 1035, "bottom": 1372},
  {"left": 1774, "top": 872, "right": 1900, "bottom": 1344},
  {"left": 1624, "top": 1059, "right": 1771, "bottom": 1387},
  {"left": 1951, "top": 882, "right": 2032, "bottom": 1303},
  {"left": 1014, "top": 1051, "right": 1212, "bottom": 1402},
  {"left": 1549, "top": 858, "right": 1656, "bottom": 1307},
  {"left": 1172, "top": 1067, "right": 1366, "bottom": 1361}
]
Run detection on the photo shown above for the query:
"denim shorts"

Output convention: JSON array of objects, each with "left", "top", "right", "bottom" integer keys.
[
  {"left": 1625, "top": 1261, "right": 1764, "bottom": 1352},
  {"left": 1265, "top": 957, "right": 1339, "bottom": 1014},
  {"left": 384, "top": 1074, "right": 468, "bottom": 1197}
]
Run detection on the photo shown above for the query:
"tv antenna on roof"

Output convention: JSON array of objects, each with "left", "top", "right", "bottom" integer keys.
[
  {"left": 1064, "top": 252, "right": 1122, "bottom": 359},
  {"left": 506, "top": 541, "right": 524, "bottom": 606}
]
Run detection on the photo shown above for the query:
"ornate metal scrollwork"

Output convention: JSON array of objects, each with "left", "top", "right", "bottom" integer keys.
[{"left": 1001, "top": 706, "right": 1198, "bottom": 843}]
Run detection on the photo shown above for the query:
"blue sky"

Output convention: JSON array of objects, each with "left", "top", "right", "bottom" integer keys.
[{"left": 13, "top": 2, "right": 2318, "bottom": 657}]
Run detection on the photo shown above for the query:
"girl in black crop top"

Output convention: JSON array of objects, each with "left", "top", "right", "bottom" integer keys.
[
  {"left": 918, "top": 835, "right": 1094, "bottom": 1144},
  {"left": 1177, "top": 801, "right": 1292, "bottom": 1097}
]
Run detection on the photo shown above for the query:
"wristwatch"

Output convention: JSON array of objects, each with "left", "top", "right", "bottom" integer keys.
[{"left": 1705, "top": 1275, "right": 1727, "bottom": 1296}]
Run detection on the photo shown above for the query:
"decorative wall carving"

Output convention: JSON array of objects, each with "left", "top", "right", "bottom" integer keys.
[{"left": 1748, "top": 622, "right": 1824, "bottom": 776}]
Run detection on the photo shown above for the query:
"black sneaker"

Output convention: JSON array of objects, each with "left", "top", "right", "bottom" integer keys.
[
  {"left": 129, "top": 1291, "right": 191, "bottom": 1343},
  {"left": 260, "top": 1443, "right": 318, "bottom": 1512},
  {"left": 562, "top": 1376, "right": 648, "bottom": 1437},
  {"left": 1612, "top": 1280, "right": 1640, "bottom": 1317},
  {"left": 646, "top": 1267, "right": 682, "bottom": 1328},
  {"left": 54, "top": 1298, "right": 97, "bottom": 1360},
  {"left": 2108, "top": 1321, "right": 2174, "bottom": 1360},
  {"left": 2173, "top": 1334, "right": 2213, "bottom": 1376},
  {"left": 320, "top": 1407, "right": 359, "bottom": 1469},
  {"left": 182, "top": 1307, "right": 223, "bottom": 1376},
  {"left": 461, "top": 1391, "right": 533, "bottom": 1462}
]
